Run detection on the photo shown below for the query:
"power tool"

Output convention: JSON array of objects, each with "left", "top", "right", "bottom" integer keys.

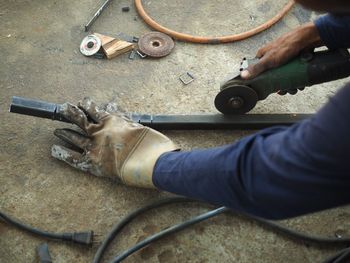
[{"left": 215, "top": 49, "right": 350, "bottom": 114}]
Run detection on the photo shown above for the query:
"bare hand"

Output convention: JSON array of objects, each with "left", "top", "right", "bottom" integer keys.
[{"left": 241, "top": 22, "right": 322, "bottom": 79}]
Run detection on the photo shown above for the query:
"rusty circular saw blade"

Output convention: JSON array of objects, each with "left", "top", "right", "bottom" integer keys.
[
  {"left": 138, "top": 31, "right": 175, "bottom": 58},
  {"left": 80, "top": 34, "right": 101, "bottom": 56}
]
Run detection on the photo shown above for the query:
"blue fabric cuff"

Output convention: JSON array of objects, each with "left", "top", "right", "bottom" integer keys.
[{"left": 314, "top": 14, "right": 350, "bottom": 49}]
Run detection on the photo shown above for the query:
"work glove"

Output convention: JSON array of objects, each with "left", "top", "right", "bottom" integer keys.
[{"left": 51, "top": 98, "right": 178, "bottom": 188}]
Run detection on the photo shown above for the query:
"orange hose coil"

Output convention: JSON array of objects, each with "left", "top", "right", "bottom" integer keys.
[{"left": 135, "top": 0, "right": 295, "bottom": 44}]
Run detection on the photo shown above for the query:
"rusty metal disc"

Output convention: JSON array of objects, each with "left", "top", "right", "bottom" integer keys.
[{"left": 138, "top": 31, "right": 174, "bottom": 58}]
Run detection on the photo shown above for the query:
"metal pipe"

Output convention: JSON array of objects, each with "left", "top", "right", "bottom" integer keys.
[
  {"left": 9, "top": 96, "right": 312, "bottom": 130},
  {"left": 85, "top": 0, "right": 114, "bottom": 32},
  {"left": 131, "top": 113, "right": 311, "bottom": 130},
  {"left": 10, "top": 96, "right": 69, "bottom": 122}
]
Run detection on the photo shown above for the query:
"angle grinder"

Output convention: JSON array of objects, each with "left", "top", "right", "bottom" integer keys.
[{"left": 215, "top": 49, "right": 350, "bottom": 114}]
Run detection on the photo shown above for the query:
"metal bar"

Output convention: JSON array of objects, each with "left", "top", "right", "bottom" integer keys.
[
  {"left": 85, "top": 0, "right": 114, "bottom": 32},
  {"left": 131, "top": 113, "right": 312, "bottom": 130},
  {"left": 9, "top": 97, "right": 312, "bottom": 130},
  {"left": 9, "top": 96, "right": 69, "bottom": 123}
]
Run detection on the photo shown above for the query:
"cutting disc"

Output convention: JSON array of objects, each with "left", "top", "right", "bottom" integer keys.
[
  {"left": 214, "top": 84, "right": 258, "bottom": 114},
  {"left": 80, "top": 34, "right": 102, "bottom": 56},
  {"left": 138, "top": 31, "right": 174, "bottom": 58}
]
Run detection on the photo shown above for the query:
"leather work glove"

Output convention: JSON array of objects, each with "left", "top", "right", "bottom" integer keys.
[{"left": 51, "top": 98, "right": 178, "bottom": 188}]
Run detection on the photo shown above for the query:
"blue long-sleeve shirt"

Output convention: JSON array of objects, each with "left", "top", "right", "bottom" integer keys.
[
  {"left": 315, "top": 14, "right": 350, "bottom": 49},
  {"left": 153, "top": 14, "right": 350, "bottom": 219}
]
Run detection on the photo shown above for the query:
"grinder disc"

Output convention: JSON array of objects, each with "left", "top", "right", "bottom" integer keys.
[
  {"left": 138, "top": 32, "right": 175, "bottom": 58},
  {"left": 80, "top": 34, "right": 101, "bottom": 56},
  {"left": 214, "top": 84, "right": 258, "bottom": 114}
]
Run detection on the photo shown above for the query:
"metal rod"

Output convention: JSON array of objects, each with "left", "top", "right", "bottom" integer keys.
[
  {"left": 9, "top": 96, "right": 69, "bottom": 123},
  {"left": 132, "top": 113, "right": 312, "bottom": 130},
  {"left": 9, "top": 97, "right": 312, "bottom": 130},
  {"left": 85, "top": 0, "right": 114, "bottom": 32}
]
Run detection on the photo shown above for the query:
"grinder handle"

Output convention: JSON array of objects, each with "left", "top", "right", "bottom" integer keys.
[{"left": 308, "top": 49, "right": 350, "bottom": 86}]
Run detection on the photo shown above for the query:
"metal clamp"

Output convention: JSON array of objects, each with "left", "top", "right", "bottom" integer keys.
[{"left": 136, "top": 50, "right": 147, "bottom": 58}]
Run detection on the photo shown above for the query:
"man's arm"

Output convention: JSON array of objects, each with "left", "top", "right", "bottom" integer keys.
[{"left": 153, "top": 84, "right": 350, "bottom": 220}]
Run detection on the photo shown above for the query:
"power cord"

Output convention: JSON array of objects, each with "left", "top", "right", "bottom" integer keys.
[
  {"left": 0, "top": 210, "right": 97, "bottom": 246},
  {"left": 322, "top": 247, "right": 350, "bottom": 263},
  {"left": 110, "top": 207, "right": 228, "bottom": 263},
  {"left": 2, "top": 198, "right": 349, "bottom": 263},
  {"left": 92, "top": 197, "right": 195, "bottom": 263},
  {"left": 92, "top": 197, "right": 350, "bottom": 263}
]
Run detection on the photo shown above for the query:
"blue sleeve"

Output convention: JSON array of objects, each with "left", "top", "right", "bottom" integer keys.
[
  {"left": 315, "top": 14, "right": 350, "bottom": 49},
  {"left": 153, "top": 84, "right": 350, "bottom": 220}
]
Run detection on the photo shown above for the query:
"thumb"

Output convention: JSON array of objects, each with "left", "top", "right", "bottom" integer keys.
[{"left": 241, "top": 56, "right": 271, "bottom": 80}]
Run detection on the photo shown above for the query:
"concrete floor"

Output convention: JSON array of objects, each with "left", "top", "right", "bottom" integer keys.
[{"left": 1, "top": 0, "right": 350, "bottom": 262}]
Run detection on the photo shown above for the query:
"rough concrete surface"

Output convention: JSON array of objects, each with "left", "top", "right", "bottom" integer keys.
[{"left": 1, "top": 0, "right": 350, "bottom": 262}]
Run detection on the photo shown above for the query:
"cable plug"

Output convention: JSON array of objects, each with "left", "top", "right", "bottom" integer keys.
[
  {"left": 62, "top": 231, "right": 94, "bottom": 246},
  {"left": 72, "top": 231, "right": 94, "bottom": 245}
]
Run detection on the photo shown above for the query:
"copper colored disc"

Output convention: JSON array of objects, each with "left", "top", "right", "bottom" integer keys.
[{"left": 138, "top": 32, "right": 175, "bottom": 58}]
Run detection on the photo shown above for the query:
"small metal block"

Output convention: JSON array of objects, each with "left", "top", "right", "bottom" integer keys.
[
  {"left": 132, "top": 36, "right": 139, "bottom": 43},
  {"left": 179, "top": 72, "right": 195, "bottom": 85},
  {"left": 122, "top": 6, "right": 130, "bottom": 12},
  {"left": 129, "top": 50, "right": 136, "bottom": 60},
  {"left": 93, "top": 51, "right": 106, "bottom": 59}
]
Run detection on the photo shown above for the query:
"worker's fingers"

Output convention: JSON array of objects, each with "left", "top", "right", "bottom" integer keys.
[
  {"left": 78, "top": 97, "right": 109, "bottom": 123},
  {"left": 256, "top": 45, "right": 270, "bottom": 58},
  {"left": 103, "top": 102, "right": 119, "bottom": 114},
  {"left": 59, "top": 103, "right": 90, "bottom": 132},
  {"left": 51, "top": 145, "right": 92, "bottom": 173},
  {"left": 54, "top": 128, "right": 91, "bottom": 150},
  {"left": 51, "top": 145, "right": 105, "bottom": 177},
  {"left": 241, "top": 55, "right": 273, "bottom": 79}
]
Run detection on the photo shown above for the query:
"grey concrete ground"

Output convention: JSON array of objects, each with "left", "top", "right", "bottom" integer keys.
[{"left": 1, "top": 0, "right": 350, "bottom": 262}]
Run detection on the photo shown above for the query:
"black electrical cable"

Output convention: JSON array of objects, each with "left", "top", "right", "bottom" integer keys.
[
  {"left": 322, "top": 247, "right": 350, "bottom": 263},
  {"left": 110, "top": 207, "right": 228, "bottom": 263},
  {"left": 240, "top": 212, "right": 350, "bottom": 245},
  {"left": 334, "top": 248, "right": 350, "bottom": 263},
  {"left": 94, "top": 197, "right": 350, "bottom": 263},
  {"left": 0, "top": 211, "right": 94, "bottom": 245},
  {"left": 3, "top": 197, "right": 348, "bottom": 262},
  {"left": 92, "top": 197, "right": 197, "bottom": 263},
  {"left": 109, "top": 207, "right": 350, "bottom": 262}
]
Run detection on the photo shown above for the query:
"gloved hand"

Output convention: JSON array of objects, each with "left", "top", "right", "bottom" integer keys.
[{"left": 51, "top": 98, "right": 178, "bottom": 188}]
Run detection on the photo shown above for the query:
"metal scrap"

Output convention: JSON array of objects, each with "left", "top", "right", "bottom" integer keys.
[
  {"left": 179, "top": 72, "right": 195, "bottom": 85},
  {"left": 84, "top": 0, "right": 113, "bottom": 32}
]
